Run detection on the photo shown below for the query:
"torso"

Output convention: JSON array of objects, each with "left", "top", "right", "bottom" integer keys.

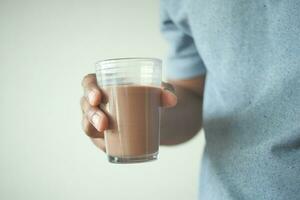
[{"left": 163, "top": 0, "right": 300, "bottom": 199}]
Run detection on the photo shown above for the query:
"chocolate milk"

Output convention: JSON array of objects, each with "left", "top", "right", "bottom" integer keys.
[{"left": 103, "top": 85, "right": 161, "bottom": 159}]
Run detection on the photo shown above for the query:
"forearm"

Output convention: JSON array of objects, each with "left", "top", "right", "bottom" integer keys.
[{"left": 160, "top": 83, "right": 203, "bottom": 145}]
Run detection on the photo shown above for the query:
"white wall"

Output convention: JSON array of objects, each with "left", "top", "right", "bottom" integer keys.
[{"left": 0, "top": 0, "right": 205, "bottom": 199}]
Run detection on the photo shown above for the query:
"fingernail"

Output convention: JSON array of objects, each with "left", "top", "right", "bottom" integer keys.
[
  {"left": 91, "top": 113, "right": 101, "bottom": 131},
  {"left": 162, "top": 83, "right": 175, "bottom": 94},
  {"left": 88, "top": 90, "right": 96, "bottom": 104}
]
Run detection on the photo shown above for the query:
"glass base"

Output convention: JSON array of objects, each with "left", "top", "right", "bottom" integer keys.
[{"left": 108, "top": 152, "right": 158, "bottom": 164}]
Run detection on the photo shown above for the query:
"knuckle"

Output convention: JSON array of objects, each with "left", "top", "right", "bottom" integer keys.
[
  {"left": 83, "top": 120, "right": 98, "bottom": 138},
  {"left": 82, "top": 73, "right": 96, "bottom": 87},
  {"left": 80, "top": 96, "right": 86, "bottom": 107},
  {"left": 84, "top": 73, "right": 95, "bottom": 80},
  {"left": 81, "top": 97, "right": 90, "bottom": 113},
  {"left": 82, "top": 117, "right": 91, "bottom": 133}
]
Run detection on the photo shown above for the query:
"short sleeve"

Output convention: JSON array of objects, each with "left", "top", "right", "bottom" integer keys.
[{"left": 160, "top": 3, "right": 206, "bottom": 79}]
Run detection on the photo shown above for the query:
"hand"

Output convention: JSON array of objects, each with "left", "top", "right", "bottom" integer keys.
[{"left": 80, "top": 73, "right": 177, "bottom": 152}]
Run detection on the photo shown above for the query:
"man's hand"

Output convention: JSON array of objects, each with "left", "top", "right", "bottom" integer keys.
[{"left": 80, "top": 74, "right": 177, "bottom": 152}]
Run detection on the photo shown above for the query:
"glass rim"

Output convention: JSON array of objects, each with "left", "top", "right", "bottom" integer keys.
[{"left": 95, "top": 57, "right": 162, "bottom": 67}]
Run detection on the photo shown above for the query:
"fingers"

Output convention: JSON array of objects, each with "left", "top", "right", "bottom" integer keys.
[
  {"left": 86, "top": 106, "right": 109, "bottom": 132},
  {"left": 80, "top": 96, "right": 90, "bottom": 113},
  {"left": 80, "top": 96, "right": 109, "bottom": 137},
  {"left": 82, "top": 74, "right": 102, "bottom": 106},
  {"left": 82, "top": 115, "right": 104, "bottom": 138},
  {"left": 161, "top": 82, "right": 177, "bottom": 108}
]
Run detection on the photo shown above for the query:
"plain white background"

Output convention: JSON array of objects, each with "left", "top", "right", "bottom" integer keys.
[{"left": 0, "top": 0, "right": 205, "bottom": 199}]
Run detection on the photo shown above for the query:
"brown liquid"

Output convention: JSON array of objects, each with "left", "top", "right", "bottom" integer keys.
[{"left": 103, "top": 85, "right": 161, "bottom": 158}]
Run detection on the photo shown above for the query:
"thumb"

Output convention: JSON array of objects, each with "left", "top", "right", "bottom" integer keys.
[{"left": 161, "top": 82, "right": 177, "bottom": 108}]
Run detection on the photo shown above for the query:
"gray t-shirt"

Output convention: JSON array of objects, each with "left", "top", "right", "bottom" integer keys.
[{"left": 160, "top": 0, "right": 300, "bottom": 199}]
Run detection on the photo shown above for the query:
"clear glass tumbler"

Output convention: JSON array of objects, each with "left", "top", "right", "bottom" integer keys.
[{"left": 95, "top": 58, "right": 162, "bottom": 164}]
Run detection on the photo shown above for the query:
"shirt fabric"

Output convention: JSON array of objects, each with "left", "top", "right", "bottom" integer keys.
[{"left": 160, "top": 1, "right": 300, "bottom": 199}]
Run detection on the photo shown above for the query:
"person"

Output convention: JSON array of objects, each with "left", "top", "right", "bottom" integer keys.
[{"left": 80, "top": 1, "right": 300, "bottom": 199}]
